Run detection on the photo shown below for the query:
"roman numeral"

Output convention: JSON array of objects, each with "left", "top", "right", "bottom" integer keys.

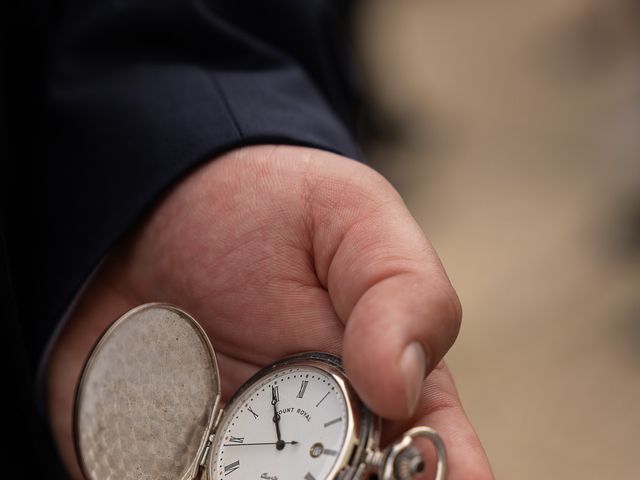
[
  {"left": 228, "top": 436, "right": 244, "bottom": 444},
  {"left": 297, "top": 380, "right": 309, "bottom": 398},
  {"left": 324, "top": 417, "right": 342, "bottom": 428},
  {"left": 316, "top": 391, "right": 329, "bottom": 407},
  {"left": 247, "top": 406, "right": 259, "bottom": 419},
  {"left": 224, "top": 460, "right": 240, "bottom": 475}
]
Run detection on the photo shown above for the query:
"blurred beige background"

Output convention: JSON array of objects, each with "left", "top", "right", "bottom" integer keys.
[{"left": 355, "top": 1, "right": 640, "bottom": 479}]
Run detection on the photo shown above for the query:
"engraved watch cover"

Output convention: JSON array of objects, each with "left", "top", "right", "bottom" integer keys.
[{"left": 74, "top": 304, "right": 221, "bottom": 480}]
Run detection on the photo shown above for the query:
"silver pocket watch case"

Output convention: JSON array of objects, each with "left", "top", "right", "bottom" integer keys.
[{"left": 74, "top": 303, "right": 446, "bottom": 480}]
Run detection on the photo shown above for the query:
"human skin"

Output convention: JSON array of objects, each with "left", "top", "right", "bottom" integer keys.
[{"left": 45, "top": 145, "right": 494, "bottom": 479}]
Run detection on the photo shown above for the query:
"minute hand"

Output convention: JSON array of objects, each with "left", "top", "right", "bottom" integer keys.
[{"left": 223, "top": 441, "right": 299, "bottom": 447}]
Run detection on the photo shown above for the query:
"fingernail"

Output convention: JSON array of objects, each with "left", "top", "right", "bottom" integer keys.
[{"left": 400, "top": 341, "right": 427, "bottom": 416}]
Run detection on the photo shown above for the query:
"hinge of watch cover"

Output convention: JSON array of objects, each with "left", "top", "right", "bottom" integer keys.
[
  {"left": 197, "top": 408, "right": 225, "bottom": 470},
  {"left": 198, "top": 434, "right": 215, "bottom": 469}
]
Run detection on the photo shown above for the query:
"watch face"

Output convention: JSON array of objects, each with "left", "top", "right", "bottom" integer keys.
[{"left": 210, "top": 362, "right": 356, "bottom": 480}]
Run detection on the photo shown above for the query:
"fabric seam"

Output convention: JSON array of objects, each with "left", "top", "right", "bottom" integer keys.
[{"left": 209, "top": 73, "right": 244, "bottom": 140}]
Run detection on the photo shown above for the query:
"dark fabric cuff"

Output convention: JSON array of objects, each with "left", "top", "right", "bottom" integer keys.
[{"left": 39, "top": 61, "right": 361, "bottom": 369}]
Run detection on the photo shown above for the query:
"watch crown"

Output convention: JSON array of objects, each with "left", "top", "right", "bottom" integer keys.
[
  {"left": 378, "top": 426, "right": 447, "bottom": 480},
  {"left": 393, "top": 445, "right": 425, "bottom": 480}
]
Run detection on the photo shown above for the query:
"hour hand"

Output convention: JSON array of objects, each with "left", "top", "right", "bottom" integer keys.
[{"left": 271, "top": 386, "right": 285, "bottom": 450}]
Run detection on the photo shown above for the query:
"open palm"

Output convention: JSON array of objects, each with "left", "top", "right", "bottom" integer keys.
[{"left": 47, "top": 145, "right": 493, "bottom": 479}]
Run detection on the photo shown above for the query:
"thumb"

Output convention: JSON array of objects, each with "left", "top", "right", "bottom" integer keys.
[{"left": 310, "top": 159, "right": 462, "bottom": 420}]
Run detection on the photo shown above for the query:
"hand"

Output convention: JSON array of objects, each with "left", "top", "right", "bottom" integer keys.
[
  {"left": 222, "top": 441, "right": 299, "bottom": 447},
  {"left": 46, "top": 145, "right": 493, "bottom": 479},
  {"left": 271, "top": 386, "right": 285, "bottom": 450}
]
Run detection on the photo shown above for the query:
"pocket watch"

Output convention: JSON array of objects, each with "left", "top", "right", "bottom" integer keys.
[{"left": 74, "top": 303, "right": 447, "bottom": 480}]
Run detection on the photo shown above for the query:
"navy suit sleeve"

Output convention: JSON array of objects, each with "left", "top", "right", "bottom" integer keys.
[{"left": 35, "top": 0, "right": 361, "bottom": 363}]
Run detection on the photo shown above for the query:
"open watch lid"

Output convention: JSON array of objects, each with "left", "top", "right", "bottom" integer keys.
[{"left": 74, "top": 303, "right": 221, "bottom": 480}]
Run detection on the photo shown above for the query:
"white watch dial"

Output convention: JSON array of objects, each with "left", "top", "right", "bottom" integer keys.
[{"left": 210, "top": 364, "right": 352, "bottom": 480}]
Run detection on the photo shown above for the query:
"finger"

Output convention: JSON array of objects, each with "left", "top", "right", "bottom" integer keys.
[
  {"left": 402, "top": 363, "right": 494, "bottom": 480},
  {"left": 308, "top": 154, "right": 462, "bottom": 419}
]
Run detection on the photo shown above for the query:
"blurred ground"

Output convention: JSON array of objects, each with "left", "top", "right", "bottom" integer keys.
[{"left": 356, "top": 1, "right": 640, "bottom": 478}]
